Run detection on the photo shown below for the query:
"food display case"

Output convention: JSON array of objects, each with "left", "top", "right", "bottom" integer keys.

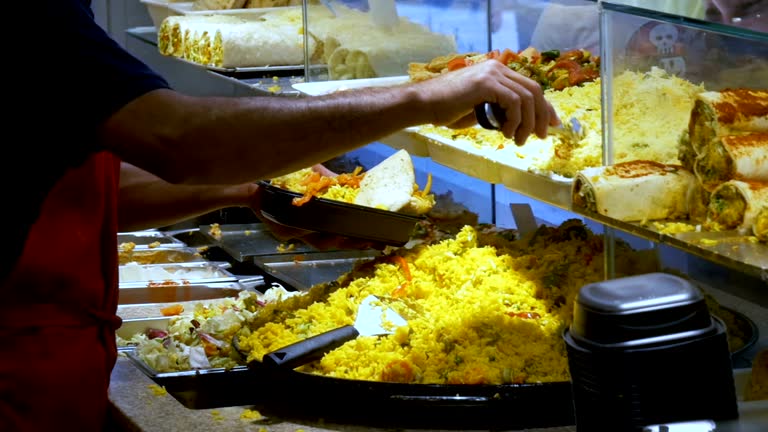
[{"left": 109, "top": 1, "right": 768, "bottom": 430}]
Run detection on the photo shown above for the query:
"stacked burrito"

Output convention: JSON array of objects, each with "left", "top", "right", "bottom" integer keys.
[
  {"left": 675, "top": 88, "right": 768, "bottom": 237},
  {"left": 157, "top": 3, "right": 456, "bottom": 76},
  {"left": 157, "top": 8, "right": 328, "bottom": 68},
  {"left": 571, "top": 160, "right": 696, "bottom": 222}
]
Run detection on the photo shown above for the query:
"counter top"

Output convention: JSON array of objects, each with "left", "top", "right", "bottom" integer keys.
[
  {"left": 108, "top": 354, "right": 579, "bottom": 432},
  {"left": 109, "top": 285, "right": 767, "bottom": 432}
]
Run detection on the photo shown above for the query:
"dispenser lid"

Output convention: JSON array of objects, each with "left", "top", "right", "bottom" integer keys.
[{"left": 570, "top": 273, "right": 714, "bottom": 347}]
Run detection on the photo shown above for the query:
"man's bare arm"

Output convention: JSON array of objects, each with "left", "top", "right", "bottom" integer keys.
[
  {"left": 117, "top": 162, "right": 256, "bottom": 232},
  {"left": 102, "top": 60, "right": 557, "bottom": 186}
]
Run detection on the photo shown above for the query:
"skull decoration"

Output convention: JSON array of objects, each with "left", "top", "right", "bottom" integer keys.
[{"left": 649, "top": 23, "right": 679, "bottom": 55}]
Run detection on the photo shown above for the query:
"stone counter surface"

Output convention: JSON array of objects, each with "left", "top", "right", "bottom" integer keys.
[
  {"left": 108, "top": 357, "right": 578, "bottom": 432},
  {"left": 109, "top": 286, "right": 768, "bottom": 432}
]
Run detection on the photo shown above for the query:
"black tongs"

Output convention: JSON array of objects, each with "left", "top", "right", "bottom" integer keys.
[{"left": 474, "top": 102, "right": 584, "bottom": 143}]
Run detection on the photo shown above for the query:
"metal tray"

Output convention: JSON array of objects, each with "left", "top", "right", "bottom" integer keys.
[
  {"left": 252, "top": 250, "right": 380, "bottom": 291},
  {"left": 117, "top": 230, "right": 186, "bottom": 249},
  {"left": 118, "top": 262, "right": 236, "bottom": 285},
  {"left": 116, "top": 316, "right": 173, "bottom": 351},
  {"left": 258, "top": 181, "right": 423, "bottom": 246},
  {"left": 117, "top": 280, "right": 247, "bottom": 305},
  {"left": 199, "top": 223, "right": 319, "bottom": 262},
  {"left": 118, "top": 246, "right": 205, "bottom": 265},
  {"left": 173, "top": 56, "right": 327, "bottom": 75},
  {"left": 123, "top": 352, "right": 575, "bottom": 430}
]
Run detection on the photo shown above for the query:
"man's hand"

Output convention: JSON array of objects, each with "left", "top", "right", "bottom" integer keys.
[{"left": 413, "top": 59, "right": 560, "bottom": 146}]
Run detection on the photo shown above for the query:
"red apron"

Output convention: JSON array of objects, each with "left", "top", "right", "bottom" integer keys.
[{"left": 0, "top": 152, "right": 121, "bottom": 431}]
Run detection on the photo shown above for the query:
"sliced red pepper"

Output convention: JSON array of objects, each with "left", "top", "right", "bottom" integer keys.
[
  {"left": 447, "top": 57, "right": 469, "bottom": 71},
  {"left": 390, "top": 255, "right": 412, "bottom": 298},
  {"left": 506, "top": 311, "right": 541, "bottom": 319},
  {"left": 498, "top": 48, "right": 517, "bottom": 66}
]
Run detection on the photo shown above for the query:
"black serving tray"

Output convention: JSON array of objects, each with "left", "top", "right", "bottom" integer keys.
[
  {"left": 128, "top": 352, "right": 575, "bottom": 430},
  {"left": 258, "top": 181, "right": 423, "bottom": 246}
]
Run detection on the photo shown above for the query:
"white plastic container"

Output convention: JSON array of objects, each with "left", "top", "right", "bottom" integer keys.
[{"left": 140, "top": 0, "right": 182, "bottom": 28}]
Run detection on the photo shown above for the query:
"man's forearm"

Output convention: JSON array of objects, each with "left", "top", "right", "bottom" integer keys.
[
  {"left": 105, "top": 85, "right": 427, "bottom": 186},
  {"left": 118, "top": 162, "right": 255, "bottom": 232}
]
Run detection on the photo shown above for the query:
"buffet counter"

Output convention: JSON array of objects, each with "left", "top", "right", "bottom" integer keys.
[{"left": 108, "top": 274, "right": 768, "bottom": 432}]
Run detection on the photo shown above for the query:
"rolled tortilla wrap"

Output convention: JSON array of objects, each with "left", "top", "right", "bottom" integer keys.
[
  {"left": 706, "top": 180, "right": 768, "bottom": 232},
  {"left": 214, "top": 21, "right": 316, "bottom": 67},
  {"left": 688, "top": 89, "right": 768, "bottom": 154},
  {"left": 572, "top": 160, "right": 695, "bottom": 222},
  {"left": 687, "top": 181, "right": 711, "bottom": 225},
  {"left": 677, "top": 131, "right": 697, "bottom": 172},
  {"left": 694, "top": 132, "right": 768, "bottom": 192},
  {"left": 193, "top": 0, "right": 246, "bottom": 10},
  {"left": 754, "top": 206, "right": 768, "bottom": 242},
  {"left": 158, "top": 15, "right": 234, "bottom": 57},
  {"left": 326, "top": 21, "right": 456, "bottom": 80}
]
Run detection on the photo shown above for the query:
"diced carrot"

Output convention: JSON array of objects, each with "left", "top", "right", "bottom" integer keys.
[
  {"left": 498, "top": 48, "right": 517, "bottom": 65},
  {"left": 161, "top": 304, "right": 184, "bottom": 316},
  {"left": 447, "top": 57, "right": 469, "bottom": 71}
]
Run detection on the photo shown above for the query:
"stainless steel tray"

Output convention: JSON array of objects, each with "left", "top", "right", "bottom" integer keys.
[
  {"left": 117, "top": 280, "right": 248, "bottom": 305},
  {"left": 118, "top": 262, "right": 236, "bottom": 285},
  {"left": 253, "top": 250, "right": 380, "bottom": 291},
  {"left": 116, "top": 316, "right": 172, "bottom": 351},
  {"left": 199, "top": 223, "right": 319, "bottom": 262},
  {"left": 117, "top": 230, "right": 186, "bottom": 249},
  {"left": 174, "top": 56, "right": 327, "bottom": 75},
  {"left": 118, "top": 246, "right": 205, "bottom": 265}
]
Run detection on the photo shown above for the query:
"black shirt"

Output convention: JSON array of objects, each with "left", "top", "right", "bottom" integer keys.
[{"left": 5, "top": 0, "right": 170, "bottom": 279}]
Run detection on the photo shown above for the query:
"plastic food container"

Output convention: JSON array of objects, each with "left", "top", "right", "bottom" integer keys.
[{"left": 563, "top": 273, "right": 738, "bottom": 431}]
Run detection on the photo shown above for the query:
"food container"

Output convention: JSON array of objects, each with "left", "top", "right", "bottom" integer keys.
[
  {"left": 563, "top": 273, "right": 738, "bottom": 431},
  {"left": 117, "top": 280, "right": 250, "bottom": 305},
  {"left": 140, "top": 0, "right": 182, "bottom": 28},
  {"left": 117, "top": 230, "right": 186, "bottom": 249},
  {"left": 252, "top": 250, "right": 380, "bottom": 291},
  {"left": 258, "top": 181, "right": 423, "bottom": 246},
  {"left": 118, "top": 262, "right": 236, "bottom": 285},
  {"left": 118, "top": 246, "right": 205, "bottom": 265}
]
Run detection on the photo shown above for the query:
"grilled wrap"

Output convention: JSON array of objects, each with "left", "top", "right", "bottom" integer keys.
[
  {"left": 677, "top": 131, "right": 697, "bottom": 172},
  {"left": 158, "top": 14, "right": 316, "bottom": 67},
  {"left": 754, "top": 206, "right": 768, "bottom": 242},
  {"left": 326, "top": 22, "right": 456, "bottom": 80},
  {"left": 687, "top": 181, "right": 711, "bottom": 225},
  {"left": 694, "top": 132, "right": 768, "bottom": 191},
  {"left": 689, "top": 89, "right": 768, "bottom": 154},
  {"left": 572, "top": 161, "right": 695, "bottom": 222},
  {"left": 193, "top": 0, "right": 246, "bottom": 10},
  {"left": 706, "top": 180, "right": 768, "bottom": 232}
]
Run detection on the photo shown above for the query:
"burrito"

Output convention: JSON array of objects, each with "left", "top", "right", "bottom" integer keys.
[
  {"left": 158, "top": 15, "right": 242, "bottom": 57},
  {"left": 706, "top": 180, "right": 768, "bottom": 232},
  {"left": 318, "top": 13, "right": 456, "bottom": 80},
  {"left": 193, "top": 0, "right": 246, "bottom": 10},
  {"left": 213, "top": 20, "right": 316, "bottom": 67},
  {"left": 677, "top": 131, "right": 697, "bottom": 172},
  {"left": 572, "top": 160, "right": 696, "bottom": 222},
  {"left": 694, "top": 132, "right": 768, "bottom": 192},
  {"left": 688, "top": 89, "right": 768, "bottom": 154},
  {"left": 687, "top": 181, "right": 711, "bottom": 225},
  {"left": 159, "top": 14, "right": 316, "bottom": 67},
  {"left": 755, "top": 206, "right": 768, "bottom": 242}
]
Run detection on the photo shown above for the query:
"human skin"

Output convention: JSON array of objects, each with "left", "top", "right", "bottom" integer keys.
[{"left": 102, "top": 60, "right": 559, "bottom": 189}]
